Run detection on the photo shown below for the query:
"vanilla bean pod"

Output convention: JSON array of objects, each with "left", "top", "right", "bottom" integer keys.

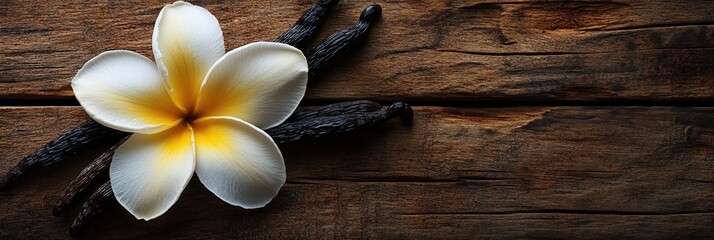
[
  {"left": 276, "top": 0, "right": 340, "bottom": 49},
  {"left": 288, "top": 100, "right": 381, "bottom": 122},
  {"left": 268, "top": 102, "right": 413, "bottom": 144},
  {"left": 0, "top": 120, "right": 127, "bottom": 190},
  {"left": 52, "top": 137, "right": 127, "bottom": 216},
  {"left": 69, "top": 181, "right": 113, "bottom": 236},
  {"left": 307, "top": 4, "right": 382, "bottom": 77}
]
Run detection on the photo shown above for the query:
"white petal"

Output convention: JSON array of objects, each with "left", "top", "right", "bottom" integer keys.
[
  {"left": 153, "top": 1, "right": 225, "bottom": 112},
  {"left": 194, "top": 42, "right": 308, "bottom": 129},
  {"left": 192, "top": 116, "right": 286, "bottom": 208},
  {"left": 110, "top": 124, "right": 195, "bottom": 220},
  {"left": 72, "top": 50, "right": 183, "bottom": 134}
]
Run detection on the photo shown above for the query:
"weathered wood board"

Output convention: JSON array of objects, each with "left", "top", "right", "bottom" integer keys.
[
  {"left": 1, "top": 0, "right": 713, "bottom": 102},
  {"left": 1, "top": 0, "right": 713, "bottom": 239},
  {"left": 0, "top": 106, "right": 712, "bottom": 239}
]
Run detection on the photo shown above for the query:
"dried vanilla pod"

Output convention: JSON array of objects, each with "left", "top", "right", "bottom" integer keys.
[
  {"left": 307, "top": 4, "right": 382, "bottom": 77},
  {"left": 276, "top": 0, "right": 340, "bottom": 49},
  {"left": 69, "top": 181, "right": 114, "bottom": 236},
  {"left": 268, "top": 102, "right": 413, "bottom": 144},
  {"left": 287, "top": 100, "right": 381, "bottom": 122},
  {"left": 0, "top": 120, "right": 127, "bottom": 190},
  {"left": 52, "top": 137, "right": 127, "bottom": 216}
]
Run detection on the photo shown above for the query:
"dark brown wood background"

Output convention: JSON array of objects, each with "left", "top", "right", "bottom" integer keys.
[{"left": 1, "top": 0, "right": 713, "bottom": 239}]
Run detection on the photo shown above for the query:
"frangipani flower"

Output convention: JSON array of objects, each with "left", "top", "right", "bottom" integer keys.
[{"left": 71, "top": 1, "right": 307, "bottom": 220}]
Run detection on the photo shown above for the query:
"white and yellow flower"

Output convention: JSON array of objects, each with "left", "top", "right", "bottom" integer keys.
[{"left": 71, "top": 1, "right": 307, "bottom": 220}]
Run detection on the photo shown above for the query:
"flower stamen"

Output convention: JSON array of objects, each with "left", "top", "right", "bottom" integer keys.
[{"left": 183, "top": 114, "right": 199, "bottom": 123}]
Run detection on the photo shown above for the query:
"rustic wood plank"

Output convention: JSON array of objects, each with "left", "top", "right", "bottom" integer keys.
[
  {"left": 1, "top": 0, "right": 713, "bottom": 101},
  {"left": 0, "top": 106, "right": 711, "bottom": 239}
]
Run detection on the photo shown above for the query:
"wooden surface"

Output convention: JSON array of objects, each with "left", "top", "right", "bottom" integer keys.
[{"left": 0, "top": 0, "right": 713, "bottom": 239}]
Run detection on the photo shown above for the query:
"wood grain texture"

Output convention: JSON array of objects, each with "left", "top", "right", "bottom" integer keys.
[
  {"left": 1, "top": 0, "right": 713, "bottom": 101},
  {"left": 1, "top": 0, "right": 713, "bottom": 239},
  {"left": 0, "top": 106, "right": 712, "bottom": 239}
]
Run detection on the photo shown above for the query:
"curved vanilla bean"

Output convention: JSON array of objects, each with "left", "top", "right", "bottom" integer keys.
[
  {"left": 268, "top": 102, "right": 413, "bottom": 144},
  {"left": 69, "top": 181, "right": 114, "bottom": 237},
  {"left": 287, "top": 100, "right": 381, "bottom": 122},
  {"left": 276, "top": 0, "right": 340, "bottom": 49},
  {"left": 307, "top": 4, "right": 382, "bottom": 77},
  {"left": 52, "top": 137, "right": 127, "bottom": 216},
  {"left": 0, "top": 120, "right": 128, "bottom": 190}
]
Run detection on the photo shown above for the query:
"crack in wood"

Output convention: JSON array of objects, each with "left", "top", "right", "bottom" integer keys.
[{"left": 396, "top": 210, "right": 714, "bottom": 216}]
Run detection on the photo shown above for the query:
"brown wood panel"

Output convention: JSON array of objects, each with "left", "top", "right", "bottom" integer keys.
[
  {"left": 0, "top": 106, "right": 711, "bottom": 239},
  {"left": 1, "top": 1, "right": 713, "bottom": 101}
]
